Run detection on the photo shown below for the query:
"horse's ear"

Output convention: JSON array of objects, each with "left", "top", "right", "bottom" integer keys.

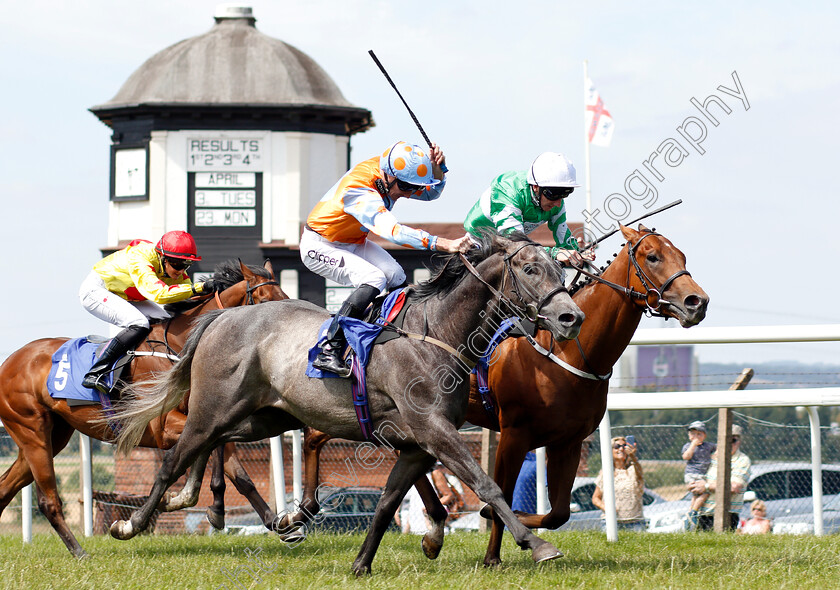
[
  {"left": 239, "top": 258, "right": 254, "bottom": 279},
  {"left": 489, "top": 230, "right": 510, "bottom": 251},
  {"left": 638, "top": 223, "right": 651, "bottom": 233},
  {"left": 263, "top": 259, "right": 275, "bottom": 278},
  {"left": 619, "top": 224, "right": 641, "bottom": 243}
]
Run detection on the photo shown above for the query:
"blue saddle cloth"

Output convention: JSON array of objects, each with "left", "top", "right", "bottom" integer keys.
[
  {"left": 306, "top": 288, "right": 406, "bottom": 378},
  {"left": 46, "top": 338, "right": 113, "bottom": 402}
]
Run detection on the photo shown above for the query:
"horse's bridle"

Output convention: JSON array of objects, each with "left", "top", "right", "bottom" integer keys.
[
  {"left": 625, "top": 232, "right": 691, "bottom": 315},
  {"left": 244, "top": 278, "right": 281, "bottom": 306},
  {"left": 459, "top": 242, "right": 568, "bottom": 326},
  {"left": 571, "top": 231, "right": 690, "bottom": 317}
]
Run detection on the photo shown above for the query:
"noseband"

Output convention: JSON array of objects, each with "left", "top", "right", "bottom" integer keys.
[{"left": 459, "top": 242, "right": 567, "bottom": 325}]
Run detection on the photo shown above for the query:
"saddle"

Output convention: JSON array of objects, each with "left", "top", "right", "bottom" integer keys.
[{"left": 47, "top": 336, "right": 176, "bottom": 406}]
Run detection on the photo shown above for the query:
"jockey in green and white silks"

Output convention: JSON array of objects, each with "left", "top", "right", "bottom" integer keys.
[{"left": 463, "top": 152, "right": 595, "bottom": 267}]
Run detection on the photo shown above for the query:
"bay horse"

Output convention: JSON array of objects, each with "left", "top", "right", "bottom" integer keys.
[
  {"left": 282, "top": 224, "right": 708, "bottom": 565},
  {"left": 107, "top": 232, "right": 585, "bottom": 575},
  {"left": 0, "top": 260, "right": 287, "bottom": 558}
]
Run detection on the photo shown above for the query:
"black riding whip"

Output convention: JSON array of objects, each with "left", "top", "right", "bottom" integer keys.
[
  {"left": 587, "top": 199, "right": 683, "bottom": 248},
  {"left": 368, "top": 49, "right": 448, "bottom": 173}
]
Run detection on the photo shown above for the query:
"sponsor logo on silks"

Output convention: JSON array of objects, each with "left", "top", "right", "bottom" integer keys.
[
  {"left": 307, "top": 250, "right": 342, "bottom": 267},
  {"left": 522, "top": 222, "right": 542, "bottom": 234}
]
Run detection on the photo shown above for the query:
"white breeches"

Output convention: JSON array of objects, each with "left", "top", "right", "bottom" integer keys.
[
  {"left": 299, "top": 228, "right": 406, "bottom": 293},
  {"left": 79, "top": 271, "right": 171, "bottom": 329}
]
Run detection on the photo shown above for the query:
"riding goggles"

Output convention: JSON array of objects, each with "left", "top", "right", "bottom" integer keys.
[
  {"left": 540, "top": 186, "right": 574, "bottom": 201},
  {"left": 165, "top": 258, "right": 193, "bottom": 271},
  {"left": 396, "top": 179, "right": 424, "bottom": 193}
]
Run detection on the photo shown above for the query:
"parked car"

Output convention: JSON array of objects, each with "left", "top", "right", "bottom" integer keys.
[
  {"left": 773, "top": 492, "right": 840, "bottom": 534},
  {"left": 646, "top": 463, "right": 840, "bottom": 533},
  {"left": 446, "top": 476, "right": 665, "bottom": 532},
  {"left": 557, "top": 477, "right": 667, "bottom": 531},
  {"left": 221, "top": 486, "right": 397, "bottom": 535},
  {"left": 313, "top": 486, "right": 399, "bottom": 533}
]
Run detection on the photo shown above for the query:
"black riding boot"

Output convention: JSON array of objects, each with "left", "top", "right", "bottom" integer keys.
[
  {"left": 82, "top": 325, "right": 150, "bottom": 393},
  {"left": 313, "top": 284, "right": 379, "bottom": 378}
]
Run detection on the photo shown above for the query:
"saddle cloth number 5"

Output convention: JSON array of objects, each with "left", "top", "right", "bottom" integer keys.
[{"left": 53, "top": 353, "right": 71, "bottom": 392}]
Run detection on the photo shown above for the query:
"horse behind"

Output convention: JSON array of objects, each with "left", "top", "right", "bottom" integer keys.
[
  {"left": 0, "top": 260, "right": 287, "bottom": 558},
  {"left": 108, "top": 232, "right": 585, "bottom": 575}
]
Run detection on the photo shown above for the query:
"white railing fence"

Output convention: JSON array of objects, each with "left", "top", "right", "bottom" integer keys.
[{"left": 4, "top": 324, "right": 839, "bottom": 543}]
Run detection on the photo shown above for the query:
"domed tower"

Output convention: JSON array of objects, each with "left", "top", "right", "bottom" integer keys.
[{"left": 90, "top": 5, "right": 372, "bottom": 299}]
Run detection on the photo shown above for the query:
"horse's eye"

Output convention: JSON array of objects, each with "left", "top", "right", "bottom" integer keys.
[
  {"left": 523, "top": 264, "right": 538, "bottom": 275},
  {"left": 646, "top": 253, "right": 659, "bottom": 263}
]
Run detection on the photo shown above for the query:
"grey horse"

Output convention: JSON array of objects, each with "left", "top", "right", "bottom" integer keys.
[{"left": 108, "top": 232, "right": 585, "bottom": 575}]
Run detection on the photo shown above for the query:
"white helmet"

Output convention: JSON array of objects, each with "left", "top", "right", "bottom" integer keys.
[{"left": 527, "top": 152, "right": 581, "bottom": 188}]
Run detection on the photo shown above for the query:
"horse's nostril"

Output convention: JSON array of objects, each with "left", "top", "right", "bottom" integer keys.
[
  {"left": 559, "top": 313, "right": 579, "bottom": 326},
  {"left": 685, "top": 295, "right": 701, "bottom": 310}
]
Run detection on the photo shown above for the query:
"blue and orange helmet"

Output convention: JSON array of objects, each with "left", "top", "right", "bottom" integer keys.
[{"left": 379, "top": 141, "right": 440, "bottom": 187}]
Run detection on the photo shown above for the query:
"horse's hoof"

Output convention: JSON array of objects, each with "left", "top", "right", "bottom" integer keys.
[
  {"left": 272, "top": 513, "right": 292, "bottom": 532},
  {"left": 532, "top": 542, "right": 563, "bottom": 563},
  {"left": 483, "top": 557, "right": 502, "bottom": 568},
  {"left": 421, "top": 534, "right": 442, "bottom": 560},
  {"left": 479, "top": 504, "right": 494, "bottom": 520},
  {"left": 352, "top": 562, "right": 372, "bottom": 577},
  {"left": 74, "top": 549, "right": 90, "bottom": 561},
  {"left": 206, "top": 508, "right": 225, "bottom": 530},
  {"left": 277, "top": 527, "right": 307, "bottom": 544},
  {"left": 109, "top": 519, "right": 135, "bottom": 540}
]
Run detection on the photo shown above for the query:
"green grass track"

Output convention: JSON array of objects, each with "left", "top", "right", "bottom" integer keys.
[{"left": 1, "top": 530, "right": 839, "bottom": 589}]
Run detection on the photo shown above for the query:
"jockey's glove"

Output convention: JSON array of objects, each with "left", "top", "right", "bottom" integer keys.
[{"left": 192, "top": 280, "right": 215, "bottom": 295}]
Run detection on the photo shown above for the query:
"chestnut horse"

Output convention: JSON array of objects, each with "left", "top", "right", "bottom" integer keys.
[
  {"left": 282, "top": 224, "right": 708, "bottom": 565},
  {"left": 0, "top": 260, "right": 287, "bottom": 558}
]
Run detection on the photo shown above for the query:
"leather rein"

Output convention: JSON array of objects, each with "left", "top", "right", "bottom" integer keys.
[
  {"left": 491, "top": 232, "right": 691, "bottom": 383},
  {"left": 569, "top": 231, "right": 691, "bottom": 318},
  {"left": 533, "top": 230, "right": 692, "bottom": 381},
  {"left": 459, "top": 242, "right": 568, "bottom": 324},
  {"left": 156, "top": 277, "right": 281, "bottom": 361},
  {"left": 385, "top": 243, "right": 568, "bottom": 370}
]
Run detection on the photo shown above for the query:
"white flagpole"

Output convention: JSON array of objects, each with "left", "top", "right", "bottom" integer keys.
[{"left": 583, "top": 60, "right": 592, "bottom": 238}]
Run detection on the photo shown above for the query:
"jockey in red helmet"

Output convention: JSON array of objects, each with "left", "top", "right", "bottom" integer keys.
[{"left": 79, "top": 230, "right": 209, "bottom": 393}]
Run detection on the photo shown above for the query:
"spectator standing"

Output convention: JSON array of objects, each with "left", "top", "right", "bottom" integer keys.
[
  {"left": 689, "top": 425, "right": 751, "bottom": 531},
  {"left": 592, "top": 436, "right": 646, "bottom": 531},
  {"left": 682, "top": 420, "right": 717, "bottom": 529}
]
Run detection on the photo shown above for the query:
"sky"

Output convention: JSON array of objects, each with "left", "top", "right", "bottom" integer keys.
[{"left": 2, "top": 1, "right": 839, "bottom": 367}]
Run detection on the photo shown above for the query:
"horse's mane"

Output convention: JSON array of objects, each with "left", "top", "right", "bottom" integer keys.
[
  {"left": 410, "top": 230, "right": 538, "bottom": 303},
  {"left": 163, "top": 260, "right": 272, "bottom": 314}
]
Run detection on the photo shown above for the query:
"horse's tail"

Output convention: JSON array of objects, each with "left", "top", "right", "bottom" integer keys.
[{"left": 113, "top": 310, "right": 226, "bottom": 455}]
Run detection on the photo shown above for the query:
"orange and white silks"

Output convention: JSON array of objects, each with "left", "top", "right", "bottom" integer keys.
[{"left": 306, "top": 156, "right": 445, "bottom": 250}]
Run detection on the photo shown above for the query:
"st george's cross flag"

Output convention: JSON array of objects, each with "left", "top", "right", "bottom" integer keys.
[{"left": 585, "top": 78, "right": 614, "bottom": 147}]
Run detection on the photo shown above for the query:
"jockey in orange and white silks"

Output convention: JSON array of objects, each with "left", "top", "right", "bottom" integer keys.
[
  {"left": 301, "top": 141, "right": 471, "bottom": 377},
  {"left": 78, "top": 230, "right": 208, "bottom": 392}
]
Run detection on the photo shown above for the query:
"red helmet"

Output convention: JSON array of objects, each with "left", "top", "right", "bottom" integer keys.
[{"left": 155, "top": 230, "right": 201, "bottom": 261}]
